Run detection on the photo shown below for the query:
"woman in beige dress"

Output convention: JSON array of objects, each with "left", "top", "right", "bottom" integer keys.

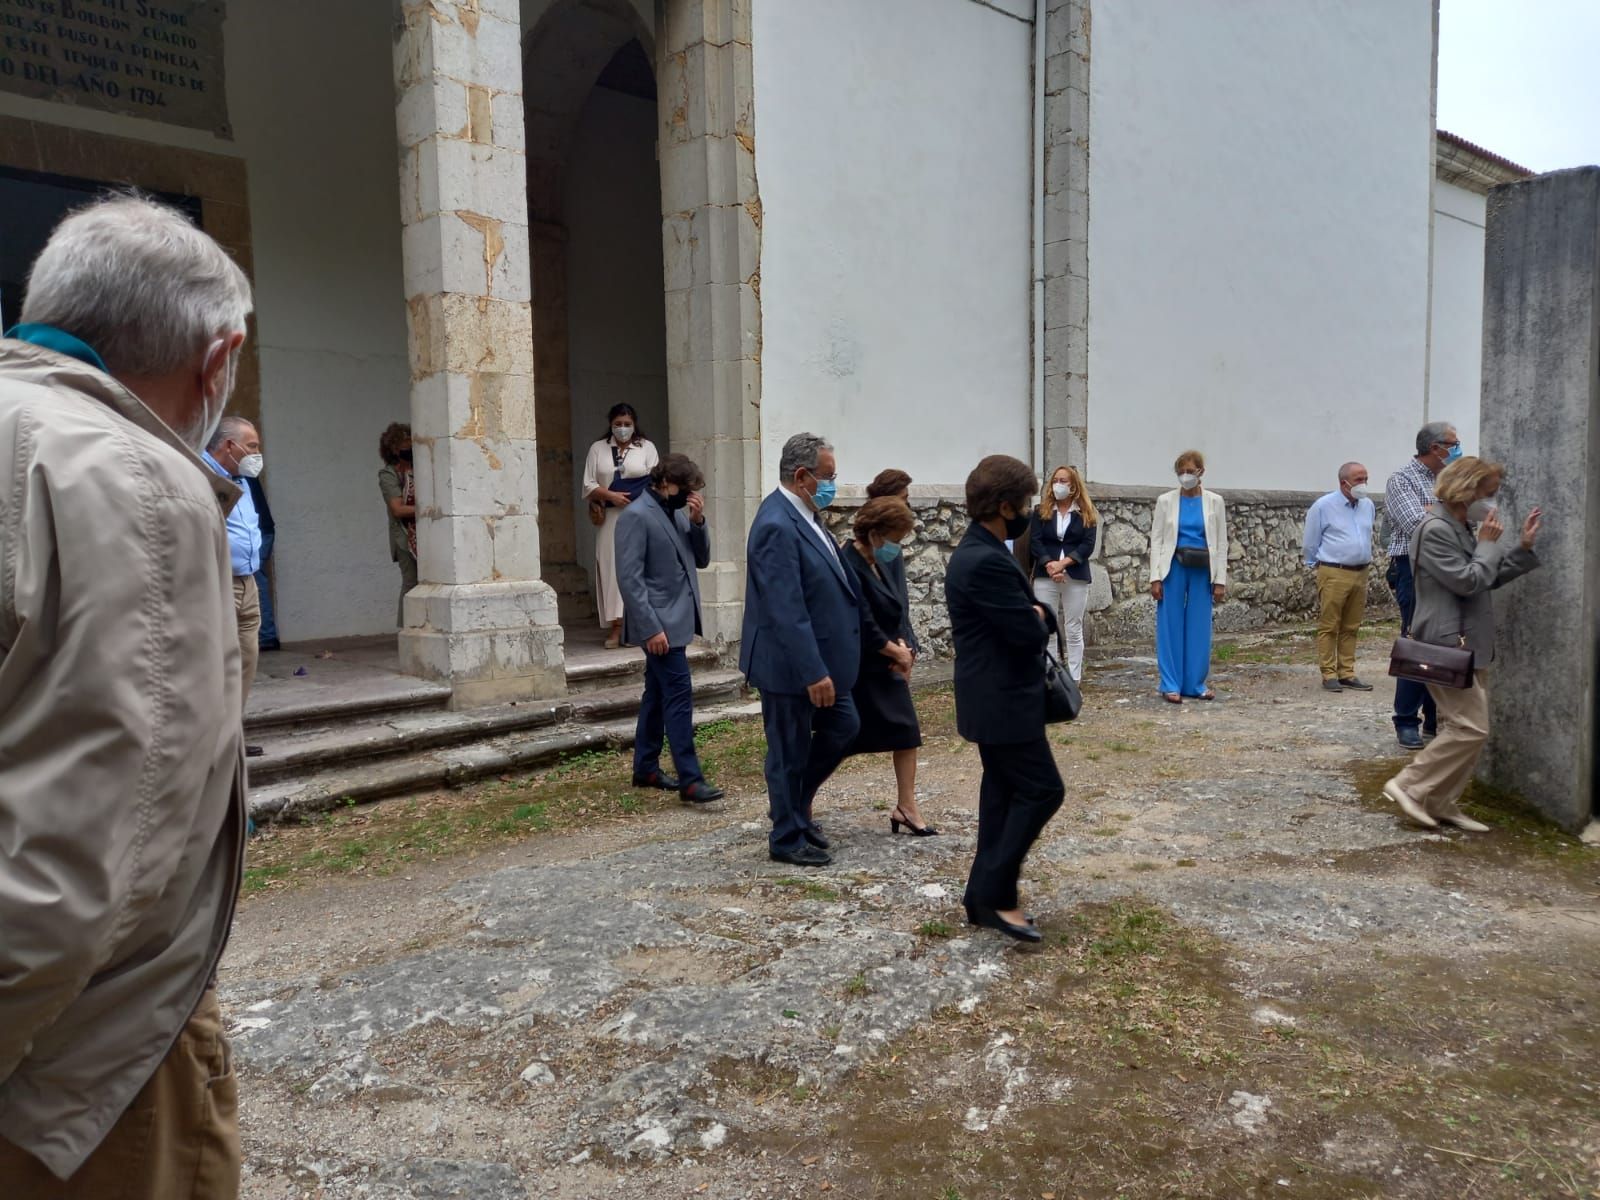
[{"left": 581, "top": 403, "right": 660, "bottom": 647}]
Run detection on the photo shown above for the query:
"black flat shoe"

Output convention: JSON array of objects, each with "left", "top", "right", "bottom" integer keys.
[
  {"left": 632, "top": 770, "right": 681, "bottom": 791},
  {"left": 246, "top": 744, "right": 264, "bottom": 758},
  {"left": 803, "top": 825, "right": 831, "bottom": 850},
  {"left": 889, "top": 809, "right": 939, "bottom": 836},
  {"left": 969, "top": 906, "right": 1043, "bottom": 943},
  {"left": 681, "top": 781, "right": 724, "bottom": 804},
  {"left": 964, "top": 903, "right": 1036, "bottom": 927},
  {"left": 771, "top": 844, "right": 831, "bottom": 867}
]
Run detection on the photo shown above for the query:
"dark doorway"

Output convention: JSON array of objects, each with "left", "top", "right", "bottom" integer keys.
[{"left": 0, "top": 167, "right": 201, "bottom": 329}]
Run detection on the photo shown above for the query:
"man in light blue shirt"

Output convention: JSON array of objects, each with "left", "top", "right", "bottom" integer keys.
[
  {"left": 202, "top": 416, "right": 265, "bottom": 732},
  {"left": 1303, "top": 462, "right": 1375, "bottom": 693}
]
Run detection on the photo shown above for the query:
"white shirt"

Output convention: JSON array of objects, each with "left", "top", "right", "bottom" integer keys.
[
  {"left": 1054, "top": 503, "right": 1079, "bottom": 557},
  {"left": 779, "top": 483, "right": 840, "bottom": 563}
]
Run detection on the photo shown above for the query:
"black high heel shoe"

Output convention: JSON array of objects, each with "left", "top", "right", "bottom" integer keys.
[
  {"left": 890, "top": 808, "right": 939, "bottom": 837},
  {"left": 967, "top": 906, "right": 1042, "bottom": 944}
]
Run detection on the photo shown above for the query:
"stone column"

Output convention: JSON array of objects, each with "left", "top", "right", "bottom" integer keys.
[
  {"left": 1041, "top": 0, "right": 1090, "bottom": 471},
  {"left": 1479, "top": 167, "right": 1600, "bottom": 834},
  {"left": 658, "top": 0, "right": 762, "bottom": 647},
  {"left": 393, "top": 0, "right": 566, "bottom": 707}
]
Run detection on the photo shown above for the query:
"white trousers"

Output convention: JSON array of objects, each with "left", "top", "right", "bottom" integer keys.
[{"left": 1033, "top": 575, "right": 1089, "bottom": 681}]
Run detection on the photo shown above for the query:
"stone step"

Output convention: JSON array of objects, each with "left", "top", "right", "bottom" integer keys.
[
  {"left": 245, "top": 676, "right": 452, "bottom": 736},
  {"left": 563, "top": 641, "right": 722, "bottom": 695},
  {"left": 248, "top": 687, "right": 762, "bottom": 823}
]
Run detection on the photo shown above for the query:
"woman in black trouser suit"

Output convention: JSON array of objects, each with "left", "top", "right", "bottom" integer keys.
[{"left": 944, "top": 454, "right": 1065, "bottom": 943}]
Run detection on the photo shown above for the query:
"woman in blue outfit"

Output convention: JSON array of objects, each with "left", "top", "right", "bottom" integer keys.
[{"left": 1148, "top": 450, "right": 1228, "bottom": 703}]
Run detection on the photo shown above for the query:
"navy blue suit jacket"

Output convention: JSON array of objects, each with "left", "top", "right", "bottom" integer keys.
[{"left": 739, "top": 489, "right": 863, "bottom": 696}]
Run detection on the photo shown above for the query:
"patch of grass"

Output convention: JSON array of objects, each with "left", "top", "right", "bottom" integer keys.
[
  {"left": 844, "top": 972, "right": 870, "bottom": 997},
  {"left": 1104, "top": 741, "right": 1139, "bottom": 754},
  {"left": 1213, "top": 641, "right": 1240, "bottom": 662},
  {"left": 917, "top": 919, "right": 953, "bottom": 938}
]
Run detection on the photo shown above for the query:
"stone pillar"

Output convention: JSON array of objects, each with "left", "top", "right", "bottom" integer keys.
[
  {"left": 658, "top": 0, "right": 762, "bottom": 647},
  {"left": 1041, "top": 0, "right": 1090, "bottom": 471},
  {"left": 1479, "top": 167, "right": 1600, "bottom": 834},
  {"left": 393, "top": 0, "right": 566, "bottom": 707}
]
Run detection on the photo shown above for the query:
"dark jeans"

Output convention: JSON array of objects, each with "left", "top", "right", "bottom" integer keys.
[
  {"left": 761, "top": 689, "right": 860, "bottom": 854},
  {"left": 633, "top": 646, "right": 704, "bottom": 788},
  {"left": 965, "top": 737, "right": 1065, "bottom": 912},
  {"left": 254, "top": 531, "right": 277, "bottom": 646},
  {"left": 1388, "top": 555, "right": 1438, "bottom": 733}
]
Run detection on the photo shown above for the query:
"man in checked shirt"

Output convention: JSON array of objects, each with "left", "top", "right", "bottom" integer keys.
[{"left": 1384, "top": 420, "right": 1462, "bottom": 749}]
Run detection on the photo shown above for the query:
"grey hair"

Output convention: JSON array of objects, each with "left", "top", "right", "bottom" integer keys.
[
  {"left": 21, "top": 193, "right": 253, "bottom": 377},
  {"left": 207, "top": 414, "right": 255, "bottom": 453},
  {"left": 1337, "top": 461, "right": 1366, "bottom": 483},
  {"left": 779, "top": 432, "right": 832, "bottom": 482},
  {"left": 1415, "top": 421, "right": 1455, "bottom": 456}
]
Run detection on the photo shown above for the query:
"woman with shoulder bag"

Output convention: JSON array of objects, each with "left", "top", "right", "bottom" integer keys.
[
  {"left": 581, "top": 403, "right": 660, "bottom": 648},
  {"left": 1029, "top": 464, "right": 1100, "bottom": 682},
  {"left": 945, "top": 455, "right": 1065, "bottom": 944},
  {"left": 1149, "top": 450, "right": 1228, "bottom": 702},
  {"left": 1382, "top": 456, "right": 1541, "bottom": 831}
]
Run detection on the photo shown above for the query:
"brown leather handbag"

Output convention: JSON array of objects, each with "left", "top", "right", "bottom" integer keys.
[{"left": 1388, "top": 635, "right": 1474, "bottom": 689}]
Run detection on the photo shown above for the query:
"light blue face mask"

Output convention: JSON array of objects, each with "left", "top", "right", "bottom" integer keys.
[
  {"left": 1445, "top": 443, "right": 1464, "bottom": 463},
  {"left": 874, "top": 542, "right": 902, "bottom": 564},
  {"left": 812, "top": 478, "right": 837, "bottom": 510}
]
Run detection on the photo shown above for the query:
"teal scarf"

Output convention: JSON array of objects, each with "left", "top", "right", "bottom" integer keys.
[{"left": 6, "top": 323, "right": 109, "bottom": 373}]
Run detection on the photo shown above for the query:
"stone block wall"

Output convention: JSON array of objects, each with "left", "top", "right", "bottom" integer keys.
[{"left": 824, "top": 484, "right": 1396, "bottom": 657}]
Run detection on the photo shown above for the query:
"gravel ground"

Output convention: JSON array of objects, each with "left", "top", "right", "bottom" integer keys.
[{"left": 225, "top": 629, "right": 1600, "bottom": 1199}]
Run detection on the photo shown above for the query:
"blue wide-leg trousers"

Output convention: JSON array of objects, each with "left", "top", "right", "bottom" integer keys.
[{"left": 1157, "top": 559, "right": 1214, "bottom": 696}]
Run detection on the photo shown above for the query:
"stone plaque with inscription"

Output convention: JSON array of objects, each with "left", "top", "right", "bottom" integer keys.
[{"left": 0, "top": 0, "right": 228, "bottom": 137}]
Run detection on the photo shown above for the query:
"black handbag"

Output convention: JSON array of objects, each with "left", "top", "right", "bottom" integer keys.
[
  {"left": 1388, "top": 635, "right": 1474, "bottom": 689},
  {"left": 1174, "top": 545, "right": 1210, "bottom": 569},
  {"left": 1044, "top": 631, "right": 1082, "bottom": 723}
]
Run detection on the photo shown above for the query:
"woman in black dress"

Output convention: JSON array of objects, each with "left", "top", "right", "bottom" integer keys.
[{"left": 842, "top": 497, "right": 935, "bottom": 835}]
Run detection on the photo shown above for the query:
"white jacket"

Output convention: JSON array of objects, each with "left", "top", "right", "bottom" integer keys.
[{"left": 1149, "top": 488, "right": 1229, "bottom": 586}]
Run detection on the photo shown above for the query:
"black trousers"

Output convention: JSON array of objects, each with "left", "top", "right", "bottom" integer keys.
[
  {"left": 761, "top": 689, "right": 860, "bottom": 854},
  {"left": 965, "top": 736, "right": 1065, "bottom": 912}
]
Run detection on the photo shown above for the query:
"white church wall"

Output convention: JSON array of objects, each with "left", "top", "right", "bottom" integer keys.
[
  {"left": 751, "top": 0, "right": 1033, "bottom": 489},
  {"left": 1086, "top": 0, "right": 1436, "bottom": 493},
  {"left": 0, "top": 0, "right": 412, "bottom": 642},
  {"left": 1429, "top": 178, "right": 1488, "bottom": 452}
]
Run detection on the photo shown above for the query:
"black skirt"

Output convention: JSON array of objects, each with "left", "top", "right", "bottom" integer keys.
[{"left": 848, "top": 663, "right": 923, "bottom": 754}]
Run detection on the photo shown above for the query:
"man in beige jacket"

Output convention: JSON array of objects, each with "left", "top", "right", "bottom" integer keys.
[{"left": 0, "top": 196, "right": 252, "bottom": 1197}]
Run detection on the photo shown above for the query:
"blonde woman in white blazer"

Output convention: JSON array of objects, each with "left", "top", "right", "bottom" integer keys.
[{"left": 1148, "top": 450, "right": 1227, "bottom": 702}]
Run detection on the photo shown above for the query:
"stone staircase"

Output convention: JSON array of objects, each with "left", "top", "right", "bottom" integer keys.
[{"left": 244, "top": 643, "right": 754, "bottom": 823}]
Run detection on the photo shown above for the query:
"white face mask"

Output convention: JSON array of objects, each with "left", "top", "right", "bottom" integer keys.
[
  {"left": 237, "top": 453, "right": 264, "bottom": 478},
  {"left": 1178, "top": 472, "right": 1200, "bottom": 489},
  {"left": 1467, "top": 497, "right": 1499, "bottom": 524},
  {"left": 1052, "top": 482, "right": 1071, "bottom": 500},
  {"left": 612, "top": 424, "right": 634, "bottom": 443},
  {"left": 1348, "top": 483, "right": 1369, "bottom": 501}
]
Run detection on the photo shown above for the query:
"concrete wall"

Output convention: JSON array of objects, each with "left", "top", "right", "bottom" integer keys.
[
  {"left": 0, "top": 0, "right": 411, "bottom": 642},
  {"left": 1479, "top": 169, "right": 1600, "bottom": 833},
  {"left": 1429, "top": 178, "right": 1488, "bottom": 450},
  {"left": 1086, "top": 0, "right": 1436, "bottom": 493},
  {"left": 564, "top": 85, "right": 670, "bottom": 590},
  {"left": 751, "top": 0, "right": 1034, "bottom": 488}
]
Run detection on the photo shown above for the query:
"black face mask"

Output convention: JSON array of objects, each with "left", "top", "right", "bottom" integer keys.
[
  {"left": 398, "top": 448, "right": 414, "bottom": 463},
  {"left": 1002, "top": 510, "right": 1029, "bottom": 539},
  {"left": 660, "top": 489, "right": 690, "bottom": 511}
]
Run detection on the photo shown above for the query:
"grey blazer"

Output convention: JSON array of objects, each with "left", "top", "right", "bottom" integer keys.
[
  {"left": 1409, "top": 509, "right": 1538, "bottom": 662},
  {"left": 614, "top": 489, "right": 711, "bottom": 648}
]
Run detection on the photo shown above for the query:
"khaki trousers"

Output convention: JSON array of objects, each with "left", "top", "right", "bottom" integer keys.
[
  {"left": 1, "top": 990, "right": 240, "bottom": 1199},
  {"left": 1315, "top": 564, "right": 1368, "bottom": 680},
  {"left": 233, "top": 574, "right": 260, "bottom": 706},
  {"left": 1393, "top": 670, "right": 1490, "bottom": 812}
]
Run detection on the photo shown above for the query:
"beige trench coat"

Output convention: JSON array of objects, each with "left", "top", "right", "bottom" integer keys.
[{"left": 0, "top": 340, "right": 247, "bottom": 1179}]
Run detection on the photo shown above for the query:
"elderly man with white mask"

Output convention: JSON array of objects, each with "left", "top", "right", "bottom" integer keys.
[{"left": 0, "top": 195, "right": 251, "bottom": 1197}]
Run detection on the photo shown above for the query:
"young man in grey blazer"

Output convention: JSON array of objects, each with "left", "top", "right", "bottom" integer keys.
[{"left": 615, "top": 453, "right": 724, "bottom": 803}]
